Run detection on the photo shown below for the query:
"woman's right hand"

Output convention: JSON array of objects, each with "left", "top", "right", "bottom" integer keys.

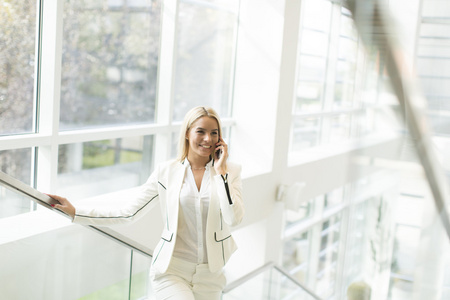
[{"left": 46, "top": 194, "right": 76, "bottom": 220}]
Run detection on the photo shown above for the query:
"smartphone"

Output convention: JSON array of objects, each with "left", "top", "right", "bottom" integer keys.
[
  {"left": 215, "top": 136, "right": 222, "bottom": 160},
  {"left": 215, "top": 148, "right": 222, "bottom": 160}
]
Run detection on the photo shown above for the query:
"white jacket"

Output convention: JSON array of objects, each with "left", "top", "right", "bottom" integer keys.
[{"left": 73, "top": 159, "right": 245, "bottom": 274}]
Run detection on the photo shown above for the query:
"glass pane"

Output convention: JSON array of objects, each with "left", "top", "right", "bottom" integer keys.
[
  {"left": 0, "top": 148, "right": 33, "bottom": 218},
  {"left": 223, "top": 266, "right": 319, "bottom": 300},
  {"left": 283, "top": 231, "right": 310, "bottom": 284},
  {"left": 130, "top": 251, "right": 152, "bottom": 300},
  {"left": 0, "top": 0, "right": 37, "bottom": 135},
  {"left": 295, "top": 82, "right": 324, "bottom": 112},
  {"left": 285, "top": 199, "right": 311, "bottom": 227},
  {"left": 57, "top": 136, "right": 154, "bottom": 199},
  {"left": 172, "top": 1, "right": 238, "bottom": 121},
  {"left": 301, "top": 0, "right": 332, "bottom": 32},
  {"left": 317, "top": 215, "right": 341, "bottom": 298},
  {"left": 324, "top": 187, "right": 344, "bottom": 209},
  {"left": 1, "top": 213, "right": 133, "bottom": 299},
  {"left": 297, "top": 56, "right": 327, "bottom": 82},
  {"left": 60, "top": 0, "right": 161, "bottom": 130},
  {"left": 0, "top": 148, "right": 32, "bottom": 184},
  {"left": 328, "top": 114, "right": 351, "bottom": 144},
  {"left": 291, "top": 117, "right": 320, "bottom": 151},
  {"left": 0, "top": 186, "right": 33, "bottom": 219},
  {"left": 299, "top": 30, "right": 329, "bottom": 57}
]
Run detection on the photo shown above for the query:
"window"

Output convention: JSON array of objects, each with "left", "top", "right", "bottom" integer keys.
[
  {"left": 60, "top": 0, "right": 161, "bottom": 130},
  {"left": 172, "top": 0, "right": 239, "bottom": 121},
  {"left": 290, "top": 0, "right": 396, "bottom": 158},
  {"left": 0, "top": 0, "right": 38, "bottom": 135},
  {"left": 57, "top": 136, "right": 154, "bottom": 199}
]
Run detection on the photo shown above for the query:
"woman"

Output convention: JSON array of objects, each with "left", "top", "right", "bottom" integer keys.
[{"left": 49, "top": 106, "right": 244, "bottom": 300}]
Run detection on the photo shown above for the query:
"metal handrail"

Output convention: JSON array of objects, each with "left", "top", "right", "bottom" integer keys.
[
  {"left": 0, "top": 170, "right": 153, "bottom": 258},
  {"left": 223, "top": 261, "right": 323, "bottom": 300},
  {"left": 347, "top": 0, "right": 450, "bottom": 240}
]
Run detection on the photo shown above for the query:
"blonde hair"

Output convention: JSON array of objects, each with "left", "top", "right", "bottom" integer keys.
[{"left": 177, "top": 106, "right": 223, "bottom": 162}]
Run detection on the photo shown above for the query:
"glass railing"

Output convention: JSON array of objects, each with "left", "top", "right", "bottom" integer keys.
[
  {"left": 223, "top": 262, "right": 322, "bottom": 300},
  {"left": 0, "top": 170, "right": 153, "bottom": 300}
]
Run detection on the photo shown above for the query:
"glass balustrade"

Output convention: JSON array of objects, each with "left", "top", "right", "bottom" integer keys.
[
  {"left": 223, "top": 263, "right": 321, "bottom": 300},
  {"left": 0, "top": 172, "right": 153, "bottom": 300}
]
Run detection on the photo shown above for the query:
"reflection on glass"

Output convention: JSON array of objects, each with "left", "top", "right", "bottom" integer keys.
[
  {"left": 172, "top": 1, "right": 238, "bottom": 121},
  {"left": 57, "top": 136, "right": 154, "bottom": 199},
  {"left": 60, "top": 0, "right": 161, "bottom": 130},
  {"left": 0, "top": 0, "right": 37, "bottom": 135}
]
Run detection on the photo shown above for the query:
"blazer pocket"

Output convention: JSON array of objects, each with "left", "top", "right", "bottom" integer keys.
[
  {"left": 215, "top": 229, "right": 231, "bottom": 242},
  {"left": 161, "top": 228, "right": 174, "bottom": 242}
]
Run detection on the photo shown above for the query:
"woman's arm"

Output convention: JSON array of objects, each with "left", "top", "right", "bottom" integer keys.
[{"left": 48, "top": 167, "right": 160, "bottom": 226}]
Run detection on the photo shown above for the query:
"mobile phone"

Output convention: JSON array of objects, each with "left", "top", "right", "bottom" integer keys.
[{"left": 215, "top": 136, "right": 222, "bottom": 160}]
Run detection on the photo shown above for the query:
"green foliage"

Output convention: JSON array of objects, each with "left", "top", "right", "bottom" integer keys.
[{"left": 82, "top": 141, "right": 142, "bottom": 169}]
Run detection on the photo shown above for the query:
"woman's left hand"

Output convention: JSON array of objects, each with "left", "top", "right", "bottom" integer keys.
[{"left": 214, "top": 136, "right": 228, "bottom": 175}]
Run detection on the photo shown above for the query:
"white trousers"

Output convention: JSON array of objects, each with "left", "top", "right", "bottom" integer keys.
[{"left": 150, "top": 257, "right": 227, "bottom": 300}]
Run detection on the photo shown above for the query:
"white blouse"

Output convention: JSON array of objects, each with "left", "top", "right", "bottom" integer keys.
[{"left": 172, "top": 160, "right": 213, "bottom": 264}]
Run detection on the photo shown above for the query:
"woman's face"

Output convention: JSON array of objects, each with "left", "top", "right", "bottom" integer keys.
[{"left": 186, "top": 116, "right": 220, "bottom": 160}]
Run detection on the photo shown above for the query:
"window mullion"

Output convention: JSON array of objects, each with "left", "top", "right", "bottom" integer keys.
[
  {"left": 154, "top": 0, "right": 179, "bottom": 163},
  {"left": 36, "top": 0, "right": 64, "bottom": 193}
]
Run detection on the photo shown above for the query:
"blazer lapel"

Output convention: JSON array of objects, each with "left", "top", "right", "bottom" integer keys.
[
  {"left": 166, "top": 161, "right": 186, "bottom": 231},
  {"left": 207, "top": 165, "right": 220, "bottom": 231}
]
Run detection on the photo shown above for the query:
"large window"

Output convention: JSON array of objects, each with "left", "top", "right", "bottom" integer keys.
[
  {"left": 172, "top": 0, "right": 239, "bottom": 121},
  {"left": 60, "top": 0, "right": 161, "bottom": 130},
  {"left": 290, "top": 0, "right": 397, "bottom": 157}
]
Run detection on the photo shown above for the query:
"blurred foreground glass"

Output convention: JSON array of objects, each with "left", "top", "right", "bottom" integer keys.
[
  {"left": 0, "top": 0, "right": 37, "bottom": 135},
  {"left": 172, "top": 0, "right": 239, "bottom": 121},
  {"left": 57, "top": 136, "right": 154, "bottom": 199},
  {"left": 60, "top": 0, "right": 161, "bottom": 130}
]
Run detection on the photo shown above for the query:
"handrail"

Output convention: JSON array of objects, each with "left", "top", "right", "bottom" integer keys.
[
  {"left": 223, "top": 261, "right": 323, "bottom": 300},
  {"left": 0, "top": 170, "right": 153, "bottom": 258},
  {"left": 347, "top": 0, "right": 450, "bottom": 240}
]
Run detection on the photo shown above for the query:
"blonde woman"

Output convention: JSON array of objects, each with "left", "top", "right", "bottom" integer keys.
[{"left": 49, "top": 106, "right": 245, "bottom": 300}]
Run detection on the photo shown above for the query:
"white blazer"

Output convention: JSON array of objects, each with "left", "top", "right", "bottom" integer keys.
[{"left": 73, "top": 159, "right": 245, "bottom": 275}]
